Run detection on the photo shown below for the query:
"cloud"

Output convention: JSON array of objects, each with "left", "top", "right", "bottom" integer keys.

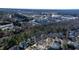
[{"left": 0, "top": 0, "right": 79, "bottom": 9}]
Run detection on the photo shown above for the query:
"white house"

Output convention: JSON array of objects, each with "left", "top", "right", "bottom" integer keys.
[{"left": 0, "top": 23, "right": 14, "bottom": 30}]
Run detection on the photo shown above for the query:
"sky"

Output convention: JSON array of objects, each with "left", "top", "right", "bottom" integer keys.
[{"left": 0, "top": 0, "right": 79, "bottom": 9}]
